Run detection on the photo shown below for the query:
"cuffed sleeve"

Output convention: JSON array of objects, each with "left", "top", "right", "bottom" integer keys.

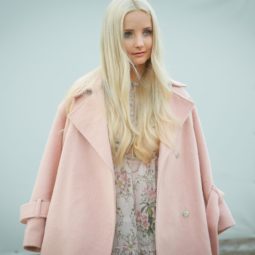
[
  {"left": 20, "top": 199, "right": 50, "bottom": 224},
  {"left": 23, "top": 218, "right": 46, "bottom": 252},
  {"left": 205, "top": 184, "right": 236, "bottom": 255},
  {"left": 206, "top": 185, "right": 235, "bottom": 235},
  {"left": 19, "top": 99, "right": 68, "bottom": 252}
]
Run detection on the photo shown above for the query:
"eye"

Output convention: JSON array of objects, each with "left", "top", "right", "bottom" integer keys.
[
  {"left": 144, "top": 29, "right": 153, "bottom": 36},
  {"left": 124, "top": 31, "right": 132, "bottom": 38},
  {"left": 123, "top": 29, "right": 153, "bottom": 39}
]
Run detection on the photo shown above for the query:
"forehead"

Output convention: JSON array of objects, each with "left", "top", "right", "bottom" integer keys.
[{"left": 123, "top": 10, "right": 152, "bottom": 29}]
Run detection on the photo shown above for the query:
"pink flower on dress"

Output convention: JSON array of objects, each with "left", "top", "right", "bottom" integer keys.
[
  {"left": 140, "top": 214, "right": 148, "bottom": 230},
  {"left": 143, "top": 186, "right": 156, "bottom": 201},
  {"left": 116, "top": 171, "right": 128, "bottom": 189},
  {"left": 136, "top": 210, "right": 142, "bottom": 225}
]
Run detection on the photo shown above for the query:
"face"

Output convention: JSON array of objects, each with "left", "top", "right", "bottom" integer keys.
[{"left": 123, "top": 10, "right": 153, "bottom": 73}]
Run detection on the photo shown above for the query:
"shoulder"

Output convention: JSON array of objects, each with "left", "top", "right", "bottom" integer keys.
[
  {"left": 66, "top": 66, "right": 102, "bottom": 100},
  {"left": 169, "top": 79, "right": 194, "bottom": 103},
  {"left": 60, "top": 66, "right": 102, "bottom": 115},
  {"left": 71, "top": 66, "right": 102, "bottom": 92}
]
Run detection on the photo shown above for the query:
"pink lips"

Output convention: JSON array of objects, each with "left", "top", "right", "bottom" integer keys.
[{"left": 132, "top": 51, "right": 145, "bottom": 56}]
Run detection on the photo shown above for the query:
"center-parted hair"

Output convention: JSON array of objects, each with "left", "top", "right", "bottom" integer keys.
[{"left": 64, "top": 0, "right": 182, "bottom": 167}]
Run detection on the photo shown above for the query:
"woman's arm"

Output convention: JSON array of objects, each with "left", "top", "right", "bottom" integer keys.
[
  {"left": 191, "top": 105, "right": 236, "bottom": 254},
  {"left": 19, "top": 99, "right": 67, "bottom": 252}
]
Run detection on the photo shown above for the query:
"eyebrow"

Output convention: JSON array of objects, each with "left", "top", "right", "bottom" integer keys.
[{"left": 124, "top": 27, "right": 152, "bottom": 31}]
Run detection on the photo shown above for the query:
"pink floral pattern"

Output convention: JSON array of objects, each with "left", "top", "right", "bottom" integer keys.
[
  {"left": 111, "top": 84, "right": 158, "bottom": 255},
  {"left": 111, "top": 154, "right": 158, "bottom": 255}
]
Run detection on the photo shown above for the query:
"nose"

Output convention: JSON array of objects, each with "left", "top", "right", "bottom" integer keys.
[{"left": 134, "top": 34, "right": 144, "bottom": 47}]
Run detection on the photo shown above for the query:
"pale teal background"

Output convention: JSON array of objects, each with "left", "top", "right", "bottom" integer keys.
[{"left": 0, "top": 0, "right": 254, "bottom": 253}]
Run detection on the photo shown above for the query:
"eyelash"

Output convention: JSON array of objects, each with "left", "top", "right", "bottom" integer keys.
[{"left": 123, "top": 30, "right": 153, "bottom": 38}]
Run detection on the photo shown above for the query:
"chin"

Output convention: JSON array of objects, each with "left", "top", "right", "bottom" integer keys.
[{"left": 133, "top": 59, "right": 148, "bottom": 66}]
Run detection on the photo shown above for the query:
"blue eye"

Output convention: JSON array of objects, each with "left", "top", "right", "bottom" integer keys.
[
  {"left": 124, "top": 31, "right": 132, "bottom": 38},
  {"left": 144, "top": 29, "right": 152, "bottom": 35},
  {"left": 123, "top": 29, "right": 153, "bottom": 38}
]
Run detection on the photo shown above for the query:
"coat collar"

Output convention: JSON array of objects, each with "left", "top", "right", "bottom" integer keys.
[{"left": 68, "top": 70, "right": 194, "bottom": 174}]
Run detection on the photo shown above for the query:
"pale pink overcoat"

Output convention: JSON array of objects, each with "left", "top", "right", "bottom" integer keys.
[{"left": 19, "top": 68, "right": 235, "bottom": 255}]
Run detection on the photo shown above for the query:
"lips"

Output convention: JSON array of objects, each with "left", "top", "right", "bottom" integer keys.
[{"left": 132, "top": 51, "right": 145, "bottom": 55}]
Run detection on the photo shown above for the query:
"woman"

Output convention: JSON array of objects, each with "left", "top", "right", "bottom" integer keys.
[{"left": 19, "top": 0, "right": 235, "bottom": 254}]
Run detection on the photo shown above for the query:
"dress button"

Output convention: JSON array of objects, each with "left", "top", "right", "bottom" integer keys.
[
  {"left": 182, "top": 209, "right": 190, "bottom": 218},
  {"left": 84, "top": 88, "right": 92, "bottom": 95},
  {"left": 175, "top": 152, "right": 180, "bottom": 158}
]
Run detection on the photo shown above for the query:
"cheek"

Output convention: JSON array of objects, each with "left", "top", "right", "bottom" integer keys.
[
  {"left": 123, "top": 41, "right": 132, "bottom": 54},
  {"left": 147, "top": 37, "right": 153, "bottom": 49}
]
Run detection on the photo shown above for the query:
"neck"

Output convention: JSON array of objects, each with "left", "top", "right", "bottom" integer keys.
[{"left": 130, "top": 65, "right": 144, "bottom": 83}]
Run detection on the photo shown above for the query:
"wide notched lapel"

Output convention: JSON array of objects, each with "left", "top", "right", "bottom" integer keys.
[
  {"left": 68, "top": 80, "right": 114, "bottom": 172},
  {"left": 157, "top": 84, "right": 195, "bottom": 173},
  {"left": 68, "top": 73, "right": 195, "bottom": 175}
]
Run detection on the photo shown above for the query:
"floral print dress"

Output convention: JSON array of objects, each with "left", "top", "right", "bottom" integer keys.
[{"left": 111, "top": 82, "right": 158, "bottom": 255}]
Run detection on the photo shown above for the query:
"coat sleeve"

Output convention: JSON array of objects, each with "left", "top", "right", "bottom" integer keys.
[
  {"left": 19, "top": 99, "right": 68, "bottom": 252},
  {"left": 191, "top": 105, "right": 236, "bottom": 255}
]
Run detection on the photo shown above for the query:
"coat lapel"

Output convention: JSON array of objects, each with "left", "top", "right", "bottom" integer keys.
[
  {"left": 68, "top": 74, "right": 194, "bottom": 175},
  {"left": 68, "top": 79, "right": 114, "bottom": 172}
]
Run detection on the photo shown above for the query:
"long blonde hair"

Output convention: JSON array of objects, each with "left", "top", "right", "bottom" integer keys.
[{"left": 64, "top": 0, "right": 182, "bottom": 168}]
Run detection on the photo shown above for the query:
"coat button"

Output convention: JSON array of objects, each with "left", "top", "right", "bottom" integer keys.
[{"left": 182, "top": 209, "right": 190, "bottom": 217}]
